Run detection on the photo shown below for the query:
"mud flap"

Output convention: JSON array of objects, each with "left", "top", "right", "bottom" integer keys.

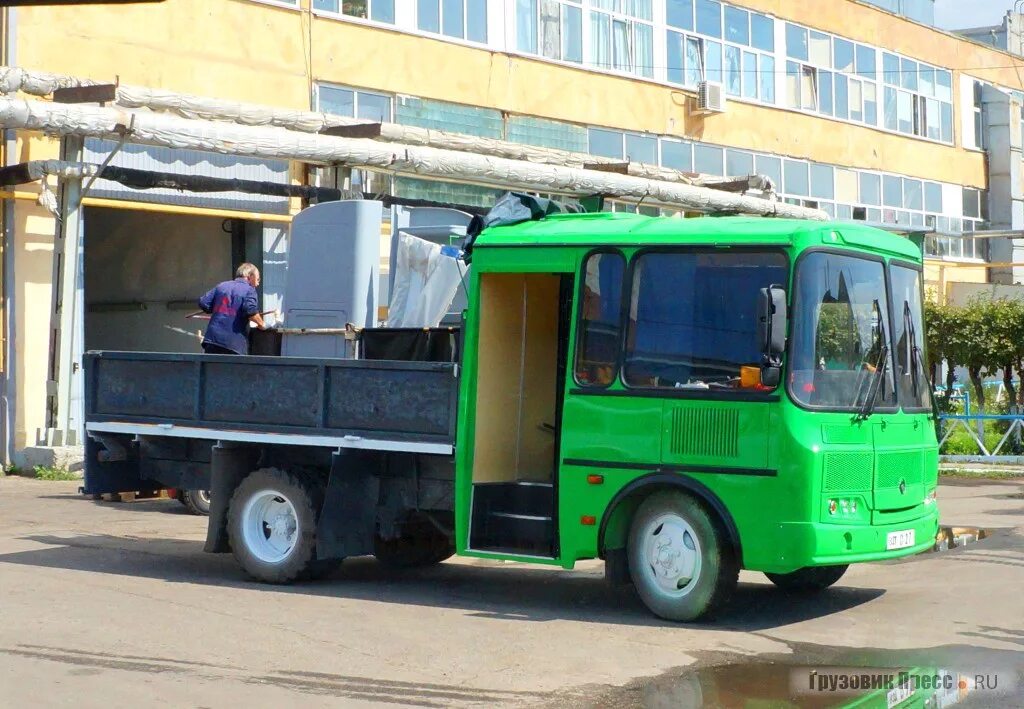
[
  {"left": 204, "top": 443, "right": 258, "bottom": 554},
  {"left": 316, "top": 448, "right": 381, "bottom": 560},
  {"left": 82, "top": 435, "right": 158, "bottom": 495}
]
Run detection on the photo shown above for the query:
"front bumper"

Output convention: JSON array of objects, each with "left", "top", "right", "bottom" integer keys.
[{"left": 760, "top": 503, "right": 939, "bottom": 572}]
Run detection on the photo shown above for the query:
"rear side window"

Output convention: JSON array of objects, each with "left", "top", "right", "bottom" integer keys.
[
  {"left": 624, "top": 250, "right": 788, "bottom": 390},
  {"left": 575, "top": 252, "right": 626, "bottom": 387}
]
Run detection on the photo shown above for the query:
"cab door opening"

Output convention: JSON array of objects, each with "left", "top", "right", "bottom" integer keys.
[{"left": 469, "top": 272, "right": 571, "bottom": 557}]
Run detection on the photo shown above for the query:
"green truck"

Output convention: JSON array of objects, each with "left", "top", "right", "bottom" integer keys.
[{"left": 84, "top": 206, "right": 939, "bottom": 622}]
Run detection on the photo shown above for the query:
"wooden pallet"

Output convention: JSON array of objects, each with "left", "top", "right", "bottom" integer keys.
[{"left": 93, "top": 490, "right": 170, "bottom": 503}]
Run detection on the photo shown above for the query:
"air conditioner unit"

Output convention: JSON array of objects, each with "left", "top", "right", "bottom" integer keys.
[{"left": 697, "top": 81, "right": 726, "bottom": 114}]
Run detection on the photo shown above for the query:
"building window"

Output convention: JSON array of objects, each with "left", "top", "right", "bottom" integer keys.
[
  {"left": 694, "top": 143, "right": 724, "bottom": 175},
  {"left": 516, "top": 0, "right": 584, "bottom": 62},
  {"left": 587, "top": 127, "right": 660, "bottom": 164},
  {"left": 810, "top": 163, "right": 834, "bottom": 200},
  {"left": 962, "top": 187, "right": 982, "bottom": 219},
  {"left": 660, "top": 139, "right": 693, "bottom": 171},
  {"left": 695, "top": 0, "right": 721, "bottom": 36},
  {"left": 784, "top": 159, "right": 809, "bottom": 196},
  {"left": 860, "top": 173, "right": 881, "bottom": 206},
  {"left": 786, "top": 62, "right": 818, "bottom": 111},
  {"left": 623, "top": 250, "right": 788, "bottom": 390},
  {"left": 756, "top": 155, "right": 782, "bottom": 188},
  {"left": 315, "top": 0, "right": 395, "bottom": 23},
  {"left": 317, "top": 84, "right": 393, "bottom": 121},
  {"left": 667, "top": 0, "right": 694, "bottom": 31},
  {"left": 881, "top": 52, "right": 952, "bottom": 143},
  {"left": 587, "top": 0, "right": 654, "bottom": 77},
  {"left": 417, "top": 0, "right": 487, "bottom": 42},
  {"left": 785, "top": 22, "right": 880, "bottom": 128},
  {"left": 726, "top": 148, "right": 753, "bottom": 176},
  {"left": 973, "top": 81, "right": 986, "bottom": 149},
  {"left": 667, "top": 2, "right": 774, "bottom": 103}
]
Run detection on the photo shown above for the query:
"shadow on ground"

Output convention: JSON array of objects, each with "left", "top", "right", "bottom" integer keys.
[
  {"left": 0, "top": 643, "right": 543, "bottom": 707},
  {"left": 35, "top": 495, "right": 197, "bottom": 516},
  {"left": 1, "top": 532, "right": 883, "bottom": 631}
]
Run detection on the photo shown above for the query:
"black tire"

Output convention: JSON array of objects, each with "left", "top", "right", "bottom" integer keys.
[
  {"left": 765, "top": 565, "right": 848, "bottom": 592},
  {"left": 374, "top": 514, "right": 455, "bottom": 569},
  {"left": 227, "top": 467, "right": 326, "bottom": 584},
  {"left": 627, "top": 491, "right": 737, "bottom": 622},
  {"left": 181, "top": 489, "right": 212, "bottom": 516}
]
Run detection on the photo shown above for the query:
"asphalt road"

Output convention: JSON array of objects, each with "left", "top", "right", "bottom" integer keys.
[{"left": 0, "top": 475, "right": 1021, "bottom": 708}]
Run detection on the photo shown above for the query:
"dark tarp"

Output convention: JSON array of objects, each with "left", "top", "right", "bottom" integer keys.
[
  {"left": 360, "top": 328, "right": 460, "bottom": 363},
  {"left": 464, "top": 192, "right": 585, "bottom": 253}
]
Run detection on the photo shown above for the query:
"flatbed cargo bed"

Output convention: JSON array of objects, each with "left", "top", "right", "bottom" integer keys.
[{"left": 84, "top": 351, "right": 458, "bottom": 456}]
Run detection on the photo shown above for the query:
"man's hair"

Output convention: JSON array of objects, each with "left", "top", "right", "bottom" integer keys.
[{"left": 236, "top": 262, "right": 259, "bottom": 280}]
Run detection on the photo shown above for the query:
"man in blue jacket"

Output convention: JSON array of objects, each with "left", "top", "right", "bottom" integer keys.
[{"left": 198, "top": 263, "right": 266, "bottom": 355}]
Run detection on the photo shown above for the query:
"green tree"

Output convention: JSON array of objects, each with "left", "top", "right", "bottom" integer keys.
[
  {"left": 943, "top": 295, "right": 1024, "bottom": 414},
  {"left": 984, "top": 297, "right": 1024, "bottom": 411},
  {"left": 923, "top": 297, "right": 959, "bottom": 409}
]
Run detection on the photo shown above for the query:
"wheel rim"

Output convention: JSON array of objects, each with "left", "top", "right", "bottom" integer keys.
[
  {"left": 241, "top": 489, "right": 299, "bottom": 563},
  {"left": 640, "top": 512, "right": 702, "bottom": 598},
  {"left": 198, "top": 490, "right": 211, "bottom": 505}
]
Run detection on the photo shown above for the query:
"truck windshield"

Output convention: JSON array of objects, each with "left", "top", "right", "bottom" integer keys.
[
  {"left": 890, "top": 263, "right": 932, "bottom": 411},
  {"left": 790, "top": 252, "right": 897, "bottom": 411}
]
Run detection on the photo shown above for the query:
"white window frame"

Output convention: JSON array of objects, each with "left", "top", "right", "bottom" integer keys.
[
  {"left": 586, "top": 1, "right": 655, "bottom": 79},
  {"left": 415, "top": 0, "right": 489, "bottom": 44}
]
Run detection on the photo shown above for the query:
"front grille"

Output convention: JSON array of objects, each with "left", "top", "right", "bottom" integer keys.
[
  {"left": 822, "top": 451, "right": 873, "bottom": 491},
  {"left": 876, "top": 451, "right": 924, "bottom": 489}
]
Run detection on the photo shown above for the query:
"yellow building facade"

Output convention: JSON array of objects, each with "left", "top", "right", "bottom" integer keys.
[{"left": 0, "top": 0, "right": 1013, "bottom": 460}]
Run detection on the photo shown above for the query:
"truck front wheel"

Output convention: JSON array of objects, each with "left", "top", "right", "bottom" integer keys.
[
  {"left": 765, "top": 565, "right": 848, "bottom": 592},
  {"left": 627, "top": 491, "right": 737, "bottom": 622},
  {"left": 228, "top": 467, "right": 323, "bottom": 584}
]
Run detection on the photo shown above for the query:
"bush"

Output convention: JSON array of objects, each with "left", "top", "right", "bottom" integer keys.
[{"left": 941, "top": 420, "right": 1016, "bottom": 455}]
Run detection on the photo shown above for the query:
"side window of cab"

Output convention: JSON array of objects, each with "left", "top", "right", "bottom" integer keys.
[{"left": 574, "top": 251, "right": 626, "bottom": 387}]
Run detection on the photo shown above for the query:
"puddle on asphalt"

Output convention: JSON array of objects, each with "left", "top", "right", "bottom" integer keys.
[
  {"left": 580, "top": 642, "right": 1022, "bottom": 709},
  {"left": 931, "top": 526, "right": 989, "bottom": 553}
]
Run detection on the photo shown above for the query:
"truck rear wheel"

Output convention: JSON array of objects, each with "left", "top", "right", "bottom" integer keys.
[
  {"left": 765, "top": 565, "right": 848, "bottom": 592},
  {"left": 227, "top": 467, "right": 324, "bottom": 584},
  {"left": 627, "top": 491, "right": 737, "bottom": 622}
]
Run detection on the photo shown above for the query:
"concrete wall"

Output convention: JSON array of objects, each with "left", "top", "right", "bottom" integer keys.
[
  {"left": 83, "top": 208, "right": 234, "bottom": 354},
  {"left": 947, "top": 281, "right": 1024, "bottom": 306},
  {"left": 924, "top": 261, "right": 990, "bottom": 303},
  {"left": 11, "top": 200, "right": 56, "bottom": 450}
]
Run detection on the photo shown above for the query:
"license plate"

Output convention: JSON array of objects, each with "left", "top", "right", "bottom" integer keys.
[{"left": 886, "top": 529, "right": 915, "bottom": 550}]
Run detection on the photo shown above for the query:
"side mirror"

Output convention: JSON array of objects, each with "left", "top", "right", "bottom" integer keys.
[{"left": 757, "top": 285, "right": 787, "bottom": 386}]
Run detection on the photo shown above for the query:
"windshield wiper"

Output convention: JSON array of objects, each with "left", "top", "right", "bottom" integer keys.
[
  {"left": 903, "top": 301, "right": 921, "bottom": 400},
  {"left": 856, "top": 300, "right": 889, "bottom": 421}
]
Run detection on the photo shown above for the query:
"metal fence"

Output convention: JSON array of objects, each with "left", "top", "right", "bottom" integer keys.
[{"left": 939, "top": 413, "right": 1024, "bottom": 463}]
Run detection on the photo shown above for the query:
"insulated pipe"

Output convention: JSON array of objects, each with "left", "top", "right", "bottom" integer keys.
[
  {"left": 0, "top": 97, "right": 827, "bottom": 220},
  {"left": 0, "top": 66, "right": 772, "bottom": 193}
]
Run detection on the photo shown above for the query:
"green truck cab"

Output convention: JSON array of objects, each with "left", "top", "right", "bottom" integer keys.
[{"left": 84, "top": 208, "right": 939, "bottom": 622}]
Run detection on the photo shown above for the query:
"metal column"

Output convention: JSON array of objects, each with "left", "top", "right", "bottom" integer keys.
[{"left": 46, "top": 135, "right": 85, "bottom": 445}]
